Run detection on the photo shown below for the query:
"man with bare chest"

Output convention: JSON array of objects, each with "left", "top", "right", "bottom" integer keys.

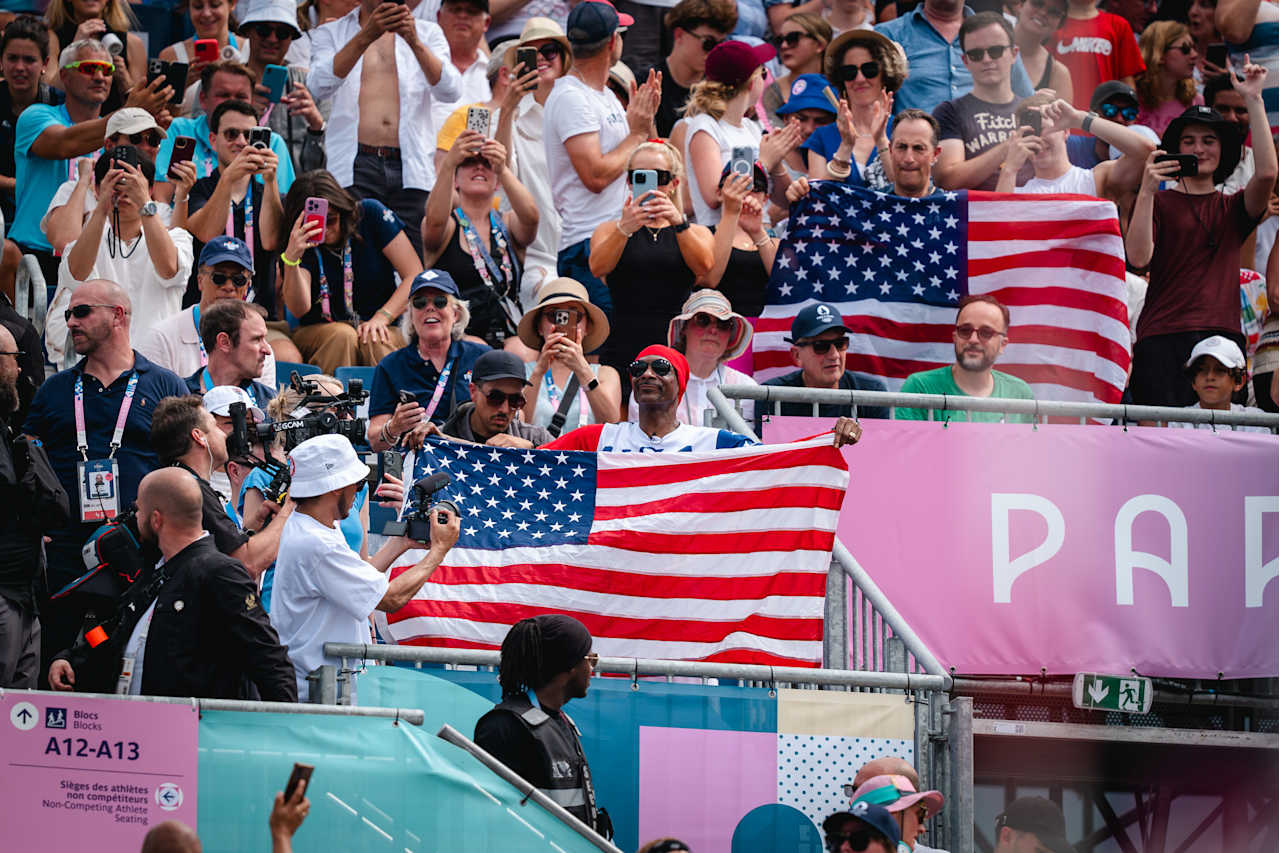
[{"left": 308, "top": 0, "right": 460, "bottom": 255}]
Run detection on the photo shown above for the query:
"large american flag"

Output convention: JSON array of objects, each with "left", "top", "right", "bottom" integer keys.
[
  {"left": 753, "top": 183, "right": 1131, "bottom": 404},
  {"left": 378, "top": 436, "right": 849, "bottom": 666}
]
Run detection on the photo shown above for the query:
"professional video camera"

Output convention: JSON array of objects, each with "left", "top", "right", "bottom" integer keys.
[
  {"left": 381, "top": 472, "right": 459, "bottom": 542},
  {"left": 226, "top": 372, "right": 370, "bottom": 502},
  {"left": 53, "top": 507, "right": 150, "bottom": 601}
]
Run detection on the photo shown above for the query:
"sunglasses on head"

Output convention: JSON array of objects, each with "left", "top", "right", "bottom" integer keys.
[
  {"left": 210, "top": 271, "right": 249, "bottom": 288},
  {"left": 964, "top": 44, "right": 1012, "bottom": 61},
  {"left": 250, "top": 22, "right": 296, "bottom": 39},
  {"left": 412, "top": 293, "right": 451, "bottom": 310},
  {"left": 627, "top": 168, "right": 673, "bottom": 185},
  {"left": 117, "top": 130, "right": 163, "bottom": 148},
  {"left": 1099, "top": 101, "right": 1139, "bottom": 121},
  {"left": 954, "top": 323, "right": 1006, "bottom": 341},
  {"left": 63, "top": 303, "right": 116, "bottom": 322},
  {"left": 627, "top": 358, "right": 674, "bottom": 378},
  {"left": 800, "top": 336, "right": 849, "bottom": 354},
  {"left": 220, "top": 127, "right": 253, "bottom": 142},
  {"left": 483, "top": 388, "right": 526, "bottom": 409},
  {"left": 64, "top": 59, "right": 114, "bottom": 77},
  {"left": 691, "top": 312, "right": 734, "bottom": 331},
  {"left": 683, "top": 29, "right": 723, "bottom": 52},
  {"left": 772, "top": 31, "right": 807, "bottom": 49},
  {"left": 826, "top": 829, "right": 876, "bottom": 853},
  {"left": 836, "top": 61, "right": 880, "bottom": 83}
]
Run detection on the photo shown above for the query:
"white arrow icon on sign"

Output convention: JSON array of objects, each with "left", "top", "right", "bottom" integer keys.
[{"left": 1088, "top": 681, "right": 1109, "bottom": 703}]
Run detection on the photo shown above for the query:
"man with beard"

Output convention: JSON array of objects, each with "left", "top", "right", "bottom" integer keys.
[
  {"left": 896, "top": 294, "right": 1035, "bottom": 422},
  {"left": 46, "top": 467, "right": 295, "bottom": 699},
  {"left": 0, "top": 324, "right": 70, "bottom": 687},
  {"left": 438, "top": 350, "right": 553, "bottom": 447}
]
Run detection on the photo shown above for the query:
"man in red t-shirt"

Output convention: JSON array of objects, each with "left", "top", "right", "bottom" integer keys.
[{"left": 1052, "top": 0, "right": 1145, "bottom": 112}]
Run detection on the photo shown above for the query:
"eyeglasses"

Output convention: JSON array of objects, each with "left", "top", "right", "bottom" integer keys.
[
  {"left": 916, "top": 805, "right": 930, "bottom": 822},
  {"left": 64, "top": 303, "right": 117, "bottom": 322},
  {"left": 836, "top": 61, "right": 880, "bottom": 83},
  {"left": 63, "top": 59, "right": 115, "bottom": 77},
  {"left": 828, "top": 830, "right": 876, "bottom": 852},
  {"left": 954, "top": 324, "right": 1006, "bottom": 341},
  {"left": 627, "top": 168, "right": 674, "bottom": 185},
  {"left": 1027, "top": 0, "right": 1068, "bottom": 14},
  {"left": 963, "top": 44, "right": 1013, "bottom": 61},
  {"left": 627, "top": 358, "right": 674, "bottom": 378},
  {"left": 534, "top": 42, "right": 564, "bottom": 62},
  {"left": 1099, "top": 102, "right": 1139, "bottom": 121},
  {"left": 115, "top": 130, "right": 163, "bottom": 148},
  {"left": 772, "top": 31, "right": 808, "bottom": 49},
  {"left": 220, "top": 127, "right": 253, "bottom": 142},
  {"left": 584, "top": 652, "right": 600, "bottom": 668},
  {"left": 691, "top": 312, "right": 734, "bottom": 331},
  {"left": 0, "top": 350, "right": 24, "bottom": 357},
  {"left": 683, "top": 29, "right": 723, "bottom": 52},
  {"left": 249, "top": 22, "right": 295, "bottom": 39},
  {"left": 649, "top": 841, "right": 689, "bottom": 853},
  {"left": 459, "top": 156, "right": 493, "bottom": 170},
  {"left": 210, "top": 271, "right": 250, "bottom": 289},
  {"left": 799, "top": 336, "right": 849, "bottom": 354},
  {"left": 1168, "top": 42, "right": 1195, "bottom": 55},
  {"left": 412, "top": 293, "right": 451, "bottom": 310},
  {"left": 482, "top": 388, "right": 526, "bottom": 409}
]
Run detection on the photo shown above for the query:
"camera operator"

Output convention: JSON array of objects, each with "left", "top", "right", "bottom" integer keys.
[
  {"left": 150, "top": 394, "right": 293, "bottom": 580},
  {"left": 0, "top": 324, "right": 70, "bottom": 688},
  {"left": 47, "top": 467, "right": 296, "bottom": 701},
  {"left": 186, "top": 299, "right": 276, "bottom": 406},
  {"left": 270, "top": 434, "right": 459, "bottom": 697}
]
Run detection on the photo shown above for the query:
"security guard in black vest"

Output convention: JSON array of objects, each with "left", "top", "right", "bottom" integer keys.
[{"left": 474, "top": 614, "right": 610, "bottom": 837}]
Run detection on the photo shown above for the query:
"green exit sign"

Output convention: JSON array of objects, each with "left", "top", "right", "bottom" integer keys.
[{"left": 1072, "top": 673, "right": 1153, "bottom": 714}]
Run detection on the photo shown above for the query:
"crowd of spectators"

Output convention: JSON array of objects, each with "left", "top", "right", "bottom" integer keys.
[{"left": 0, "top": 0, "right": 1272, "bottom": 844}]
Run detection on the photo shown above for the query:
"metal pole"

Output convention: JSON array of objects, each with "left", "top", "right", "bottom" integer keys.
[
  {"left": 946, "top": 696, "right": 975, "bottom": 853},
  {"left": 307, "top": 664, "right": 338, "bottom": 705},
  {"left": 436, "top": 724, "right": 622, "bottom": 853},
  {"left": 706, "top": 386, "right": 762, "bottom": 441},
  {"left": 824, "top": 558, "right": 848, "bottom": 671}
]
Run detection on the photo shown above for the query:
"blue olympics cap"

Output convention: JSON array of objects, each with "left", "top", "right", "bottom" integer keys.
[
  {"left": 788, "top": 301, "right": 851, "bottom": 342},
  {"left": 776, "top": 73, "right": 838, "bottom": 117},
  {"left": 409, "top": 269, "right": 461, "bottom": 298},
  {"left": 198, "top": 236, "right": 254, "bottom": 273},
  {"left": 823, "top": 802, "right": 903, "bottom": 848}
]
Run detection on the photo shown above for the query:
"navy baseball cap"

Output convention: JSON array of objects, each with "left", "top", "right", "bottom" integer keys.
[
  {"left": 471, "top": 349, "right": 532, "bottom": 385},
  {"left": 409, "top": 269, "right": 460, "bottom": 298},
  {"left": 823, "top": 803, "right": 902, "bottom": 848},
  {"left": 199, "top": 236, "right": 254, "bottom": 272},
  {"left": 776, "top": 73, "right": 838, "bottom": 117},
  {"left": 566, "top": 0, "right": 634, "bottom": 45},
  {"left": 788, "top": 302, "right": 851, "bottom": 342}
]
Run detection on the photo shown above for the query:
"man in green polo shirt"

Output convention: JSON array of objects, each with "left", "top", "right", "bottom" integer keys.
[{"left": 896, "top": 294, "right": 1035, "bottom": 423}]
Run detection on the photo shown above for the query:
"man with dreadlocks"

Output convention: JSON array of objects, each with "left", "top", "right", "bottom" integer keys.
[{"left": 474, "top": 614, "right": 608, "bottom": 836}]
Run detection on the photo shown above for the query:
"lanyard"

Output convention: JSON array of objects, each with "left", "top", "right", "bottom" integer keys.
[
  {"left": 543, "top": 371, "right": 588, "bottom": 425},
  {"left": 226, "top": 183, "right": 255, "bottom": 268},
  {"left": 193, "top": 304, "right": 206, "bottom": 366},
  {"left": 454, "top": 208, "right": 518, "bottom": 297},
  {"left": 75, "top": 370, "right": 138, "bottom": 460},
  {"left": 422, "top": 356, "right": 455, "bottom": 422},
  {"left": 317, "top": 243, "right": 353, "bottom": 322}
]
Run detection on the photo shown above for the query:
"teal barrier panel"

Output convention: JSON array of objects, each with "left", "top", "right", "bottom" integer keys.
[{"left": 197, "top": 667, "right": 601, "bottom": 852}]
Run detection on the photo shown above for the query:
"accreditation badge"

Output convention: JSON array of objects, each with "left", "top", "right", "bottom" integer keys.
[{"left": 77, "top": 458, "right": 121, "bottom": 522}]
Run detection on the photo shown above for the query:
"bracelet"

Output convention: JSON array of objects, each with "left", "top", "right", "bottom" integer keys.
[
  {"left": 826, "top": 159, "right": 852, "bottom": 179},
  {"left": 281, "top": 254, "right": 302, "bottom": 267},
  {"left": 377, "top": 307, "right": 396, "bottom": 321},
  {"left": 174, "top": 195, "right": 188, "bottom": 206},
  {"left": 616, "top": 221, "right": 636, "bottom": 239},
  {"left": 379, "top": 421, "right": 398, "bottom": 446},
  {"left": 672, "top": 219, "right": 691, "bottom": 234},
  {"left": 586, "top": 377, "right": 600, "bottom": 391},
  {"left": 753, "top": 234, "right": 774, "bottom": 248}
]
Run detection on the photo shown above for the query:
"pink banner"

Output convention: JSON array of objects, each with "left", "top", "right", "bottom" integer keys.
[
  {"left": 1, "top": 692, "right": 198, "bottom": 851},
  {"left": 764, "top": 418, "right": 1279, "bottom": 678}
]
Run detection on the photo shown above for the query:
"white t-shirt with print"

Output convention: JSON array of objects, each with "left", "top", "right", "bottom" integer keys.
[{"left": 544, "top": 75, "right": 630, "bottom": 247}]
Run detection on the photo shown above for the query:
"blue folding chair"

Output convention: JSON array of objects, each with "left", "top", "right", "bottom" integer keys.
[{"left": 275, "top": 361, "right": 321, "bottom": 390}]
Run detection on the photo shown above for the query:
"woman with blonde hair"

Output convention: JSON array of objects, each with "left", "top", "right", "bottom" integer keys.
[
  {"left": 761, "top": 12, "right": 832, "bottom": 128},
  {"left": 589, "top": 139, "right": 714, "bottom": 404},
  {"left": 1135, "top": 21, "right": 1202, "bottom": 135},
  {"left": 682, "top": 39, "right": 803, "bottom": 227},
  {"left": 43, "top": 0, "right": 146, "bottom": 112},
  {"left": 803, "top": 29, "right": 906, "bottom": 189}
]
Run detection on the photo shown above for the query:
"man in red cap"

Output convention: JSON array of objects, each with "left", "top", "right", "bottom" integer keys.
[{"left": 543, "top": 344, "right": 863, "bottom": 451}]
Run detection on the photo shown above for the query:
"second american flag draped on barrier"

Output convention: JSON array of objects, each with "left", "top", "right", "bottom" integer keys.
[{"left": 377, "top": 436, "right": 849, "bottom": 666}]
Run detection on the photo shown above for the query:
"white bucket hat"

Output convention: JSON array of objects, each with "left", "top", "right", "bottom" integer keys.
[{"left": 287, "top": 434, "right": 369, "bottom": 498}]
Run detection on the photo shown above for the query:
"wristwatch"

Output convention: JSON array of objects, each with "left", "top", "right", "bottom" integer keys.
[
  {"left": 1081, "top": 111, "right": 1099, "bottom": 134},
  {"left": 672, "top": 219, "right": 691, "bottom": 234},
  {"left": 140, "top": 201, "right": 158, "bottom": 218}
]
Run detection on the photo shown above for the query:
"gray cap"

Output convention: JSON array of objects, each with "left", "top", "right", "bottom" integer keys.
[{"left": 471, "top": 350, "right": 531, "bottom": 385}]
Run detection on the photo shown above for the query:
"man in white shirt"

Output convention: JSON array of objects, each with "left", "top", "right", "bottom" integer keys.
[
  {"left": 995, "top": 93, "right": 1153, "bottom": 199},
  {"left": 431, "top": 0, "right": 494, "bottom": 135},
  {"left": 544, "top": 0, "right": 661, "bottom": 319},
  {"left": 308, "top": 0, "right": 461, "bottom": 256},
  {"left": 270, "top": 434, "right": 460, "bottom": 697},
  {"left": 137, "top": 238, "right": 277, "bottom": 386}
]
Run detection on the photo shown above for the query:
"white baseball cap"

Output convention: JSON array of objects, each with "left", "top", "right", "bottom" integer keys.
[
  {"left": 287, "top": 434, "right": 369, "bottom": 498},
  {"left": 1184, "top": 335, "right": 1246, "bottom": 370},
  {"left": 105, "top": 107, "right": 160, "bottom": 138},
  {"left": 203, "top": 385, "right": 265, "bottom": 421}
]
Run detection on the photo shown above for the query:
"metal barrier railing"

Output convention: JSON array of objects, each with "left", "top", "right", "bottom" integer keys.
[
  {"left": 14, "top": 253, "right": 46, "bottom": 336},
  {"left": 715, "top": 384, "right": 1280, "bottom": 429}
]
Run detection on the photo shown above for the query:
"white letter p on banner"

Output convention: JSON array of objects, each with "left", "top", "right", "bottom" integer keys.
[{"left": 992, "top": 493, "right": 1066, "bottom": 603}]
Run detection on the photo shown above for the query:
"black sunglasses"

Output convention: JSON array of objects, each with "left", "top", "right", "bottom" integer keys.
[
  {"left": 117, "top": 130, "right": 162, "bottom": 147},
  {"left": 963, "top": 44, "right": 1012, "bottom": 61},
  {"left": 63, "top": 303, "right": 116, "bottom": 322},
  {"left": 1099, "top": 102, "right": 1139, "bottom": 121},
  {"left": 627, "top": 358, "right": 674, "bottom": 378},
  {"left": 1168, "top": 42, "right": 1195, "bottom": 55},
  {"left": 836, "top": 61, "right": 880, "bottom": 83},
  {"left": 220, "top": 127, "right": 252, "bottom": 142},
  {"left": 536, "top": 42, "right": 563, "bottom": 61},
  {"left": 772, "top": 31, "right": 807, "bottom": 49},
  {"left": 250, "top": 22, "right": 296, "bottom": 39},
  {"left": 483, "top": 388, "right": 526, "bottom": 409},
  {"left": 800, "top": 336, "right": 849, "bottom": 354},
  {"left": 683, "top": 28, "right": 723, "bottom": 52},
  {"left": 627, "top": 168, "right": 673, "bottom": 185},
  {"left": 692, "top": 312, "right": 734, "bottom": 331},
  {"left": 827, "top": 829, "right": 876, "bottom": 853},
  {"left": 210, "top": 271, "right": 249, "bottom": 288},
  {"left": 412, "top": 293, "right": 451, "bottom": 310}
]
